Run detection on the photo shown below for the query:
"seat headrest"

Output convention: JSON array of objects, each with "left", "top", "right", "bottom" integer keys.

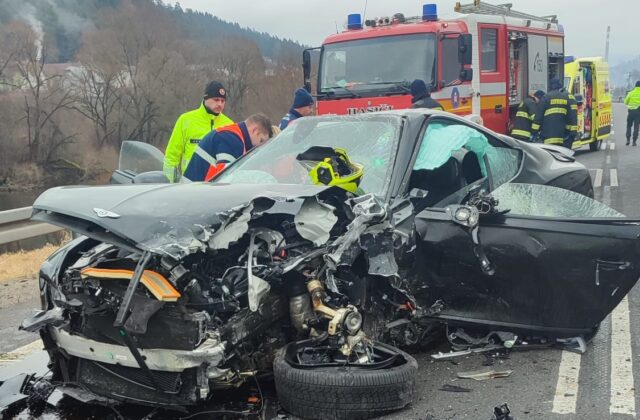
[
  {"left": 421, "top": 157, "right": 461, "bottom": 189},
  {"left": 409, "top": 157, "right": 462, "bottom": 192}
]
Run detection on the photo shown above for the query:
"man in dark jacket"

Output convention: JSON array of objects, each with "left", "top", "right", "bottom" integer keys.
[
  {"left": 184, "top": 113, "right": 273, "bottom": 182},
  {"left": 510, "top": 90, "right": 544, "bottom": 141},
  {"left": 532, "top": 78, "right": 578, "bottom": 149},
  {"left": 279, "top": 88, "right": 315, "bottom": 130},
  {"left": 410, "top": 79, "right": 444, "bottom": 110}
]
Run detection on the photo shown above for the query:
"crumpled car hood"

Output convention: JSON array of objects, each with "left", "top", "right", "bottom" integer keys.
[{"left": 32, "top": 182, "right": 329, "bottom": 253}]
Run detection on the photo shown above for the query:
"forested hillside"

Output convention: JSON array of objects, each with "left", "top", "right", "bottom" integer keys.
[
  {"left": 0, "top": 0, "right": 304, "bottom": 62},
  {"left": 0, "top": 0, "right": 305, "bottom": 189}
]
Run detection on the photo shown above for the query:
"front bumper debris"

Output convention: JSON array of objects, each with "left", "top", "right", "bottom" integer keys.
[{"left": 50, "top": 327, "right": 227, "bottom": 376}]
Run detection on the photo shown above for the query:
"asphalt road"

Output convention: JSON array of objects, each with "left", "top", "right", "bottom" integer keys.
[{"left": 1, "top": 102, "right": 639, "bottom": 419}]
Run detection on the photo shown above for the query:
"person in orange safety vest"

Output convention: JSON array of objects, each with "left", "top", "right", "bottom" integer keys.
[{"left": 183, "top": 113, "right": 273, "bottom": 182}]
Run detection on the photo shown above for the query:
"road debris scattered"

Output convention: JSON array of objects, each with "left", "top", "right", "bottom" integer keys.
[
  {"left": 438, "top": 384, "right": 472, "bottom": 393},
  {"left": 457, "top": 369, "right": 513, "bottom": 381},
  {"left": 491, "top": 403, "right": 514, "bottom": 420}
]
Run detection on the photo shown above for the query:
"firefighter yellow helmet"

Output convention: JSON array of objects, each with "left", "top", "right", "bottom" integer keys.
[{"left": 296, "top": 146, "right": 364, "bottom": 193}]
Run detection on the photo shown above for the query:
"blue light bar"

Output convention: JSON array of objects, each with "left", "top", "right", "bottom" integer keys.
[
  {"left": 422, "top": 4, "right": 438, "bottom": 21},
  {"left": 347, "top": 13, "right": 363, "bottom": 30},
  {"left": 564, "top": 56, "right": 575, "bottom": 64}
]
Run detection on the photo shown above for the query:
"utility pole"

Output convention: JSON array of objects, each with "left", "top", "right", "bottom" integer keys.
[{"left": 604, "top": 25, "right": 610, "bottom": 62}]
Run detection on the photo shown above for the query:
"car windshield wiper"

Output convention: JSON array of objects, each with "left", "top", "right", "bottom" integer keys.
[{"left": 322, "top": 86, "right": 362, "bottom": 98}]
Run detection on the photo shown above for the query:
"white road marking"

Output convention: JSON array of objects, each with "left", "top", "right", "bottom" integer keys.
[
  {"left": 0, "top": 340, "right": 43, "bottom": 367},
  {"left": 610, "top": 296, "right": 636, "bottom": 416},
  {"left": 610, "top": 169, "right": 619, "bottom": 187},
  {"left": 552, "top": 350, "right": 582, "bottom": 414},
  {"left": 593, "top": 169, "right": 603, "bottom": 188},
  {"left": 606, "top": 155, "right": 612, "bottom": 165},
  {"left": 610, "top": 142, "right": 616, "bottom": 151}
]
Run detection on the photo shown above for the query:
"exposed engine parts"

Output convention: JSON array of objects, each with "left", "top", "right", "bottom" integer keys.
[{"left": 25, "top": 190, "right": 426, "bottom": 413}]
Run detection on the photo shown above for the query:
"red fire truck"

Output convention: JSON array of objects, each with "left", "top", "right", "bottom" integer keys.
[{"left": 304, "top": 1, "right": 566, "bottom": 134}]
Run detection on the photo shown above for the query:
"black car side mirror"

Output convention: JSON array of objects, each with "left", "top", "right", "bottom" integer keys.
[
  {"left": 302, "top": 49, "right": 312, "bottom": 93},
  {"left": 459, "top": 68, "right": 473, "bottom": 82},
  {"left": 458, "top": 34, "right": 473, "bottom": 65}
]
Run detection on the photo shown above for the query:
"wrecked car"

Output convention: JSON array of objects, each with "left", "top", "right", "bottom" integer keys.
[{"left": 22, "top": 110, "right": 639, "bottom": 420}]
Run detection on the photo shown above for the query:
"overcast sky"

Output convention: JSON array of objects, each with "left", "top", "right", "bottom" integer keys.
[{"left": 179, "top": 0, "right": 637, "bottom": 65}]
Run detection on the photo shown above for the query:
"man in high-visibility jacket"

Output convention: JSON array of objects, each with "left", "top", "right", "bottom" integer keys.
[
  {"left": 624, "top": 81, "right": 640, "bottom": 146},
  {"left": 183, "top": 113, "right": 273, "bottom": 182},
  {"left": 510, "top": 90, "right": 544, "bottom": 141},
  {"left": 532, "top": 78, "right": 578, "bottom": 149},
  {"left": 163, "top": 81, "right": 234, "bottom": 182}
]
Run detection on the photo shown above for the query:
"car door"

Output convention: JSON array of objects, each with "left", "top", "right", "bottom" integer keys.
[{"left": 412, "top": 182, "right": 640, "bottom": 338}]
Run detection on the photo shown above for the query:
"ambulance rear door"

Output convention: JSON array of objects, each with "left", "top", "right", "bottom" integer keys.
[{"left": 594, "top": 60, "right": 612, "bottom": 140}]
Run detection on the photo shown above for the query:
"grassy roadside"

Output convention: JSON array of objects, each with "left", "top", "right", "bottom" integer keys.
[{"left": 0, "top": 244, "right": 61, "bottom": 282}]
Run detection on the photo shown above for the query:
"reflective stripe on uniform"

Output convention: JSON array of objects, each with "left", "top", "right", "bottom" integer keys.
[
  {"left": 565, "top": 125, "right": 578, "bottom": 131},
  {"left": 545, "top": 108, "right": 568, "bottom": 116},
  {"left": 194, "top": 146, "right": 218, "bottom": 166},
  {"left": 511, "top": 129, "right": 531, "bottom": 137},
  {"left": 544, "top": 137, "right": 564, "bottom": 144},
  {"left": 516, "top": 111, "right": 532, "bottom": 119},
  {"left": 531, "top": 123, "right": 541, "bottom": 130},
  {"left": 215, "top": 153, "right": 236, "bottom": 163},
  {"left": 550, "top": 99, "right": 568, "bottom": 105},
  {"left": 570, "top": 105, "right": 578, "bottom": 110}
]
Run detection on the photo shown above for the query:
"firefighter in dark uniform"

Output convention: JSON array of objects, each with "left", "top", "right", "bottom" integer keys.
[
  {"left": 510, "top": 90, "right": 544, "bottom": 141},
  {"left": 410, "top": 79, "right": 444, "bottom": 110},
  {"left": 532, "top": 78, "right": 578, "bottom": 149}
]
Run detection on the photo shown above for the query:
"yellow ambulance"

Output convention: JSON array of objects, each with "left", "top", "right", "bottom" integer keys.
[{"left": 564, "top": 57, "right": 612, "bottom": 151}]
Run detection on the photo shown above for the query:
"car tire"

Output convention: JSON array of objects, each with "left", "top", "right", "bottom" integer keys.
[
  {"left": 589, "top": 140, "right": 602, "bottom": 152},
  {"left": 273, "top": 341, "right": 418, "bottom": 420}
]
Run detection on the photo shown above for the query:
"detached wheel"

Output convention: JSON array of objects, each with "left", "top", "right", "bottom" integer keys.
[
  {"left": 589, "top": 140, "right": 602, "bottom": 151},
  {"left": 274, "top": 339, "right": 417, "bottom": 420}
]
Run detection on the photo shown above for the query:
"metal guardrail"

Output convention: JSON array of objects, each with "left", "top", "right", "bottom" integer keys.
[{"left": 0, "top": 206, "right": 64, "bottom": 246}]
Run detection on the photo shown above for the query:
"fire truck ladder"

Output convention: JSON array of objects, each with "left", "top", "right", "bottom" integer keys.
[{"left": 454, "top": 1, "right": 557, "bottom": 23}]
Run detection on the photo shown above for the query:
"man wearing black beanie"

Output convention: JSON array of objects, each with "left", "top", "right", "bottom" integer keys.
[
  {"left": 410, "top": 79, "right": 444, "bottom": 110},
  {"left": 279, "top": 88, "right": 315, "bottom": 130},
  {"left": 163, "top": 81, "right": 234, "bottom": 181}
]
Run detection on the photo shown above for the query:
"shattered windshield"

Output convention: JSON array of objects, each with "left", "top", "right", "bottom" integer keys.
[
  {"left": 217, "top": 115, "right": 402, "bottom": 197},
  {"left": 493, "top": 183, "right": 625, "bottom": 218},
  {"left": 319, "top": 34, "right": 436, "bottom": 95}
]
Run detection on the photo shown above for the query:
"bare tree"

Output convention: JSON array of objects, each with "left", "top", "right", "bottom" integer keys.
[
  {"left": 69, "top": 64, "right": 122, "bottom": 149},
  {"left": 244, "top": 51, "right": 303, "bottom": 121},
  {"left": 0, "top": 31, "right": 16, "bottom": 83},
  {"left": 73, "top": 1, "right": 187, "bottom": 147},
  {"left": 135, "top": 47, "right": 199, "bottom": 145},
  {"left": 201, "top": 37, "right": 265, "bottom": 117},
  {"left": 10, "top": 23, "right": 75, "bottom": 162}
]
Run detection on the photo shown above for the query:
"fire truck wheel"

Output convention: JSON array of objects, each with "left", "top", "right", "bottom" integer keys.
[{"left": 273, "top": 340, "right": 417, "bottom": 420}]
